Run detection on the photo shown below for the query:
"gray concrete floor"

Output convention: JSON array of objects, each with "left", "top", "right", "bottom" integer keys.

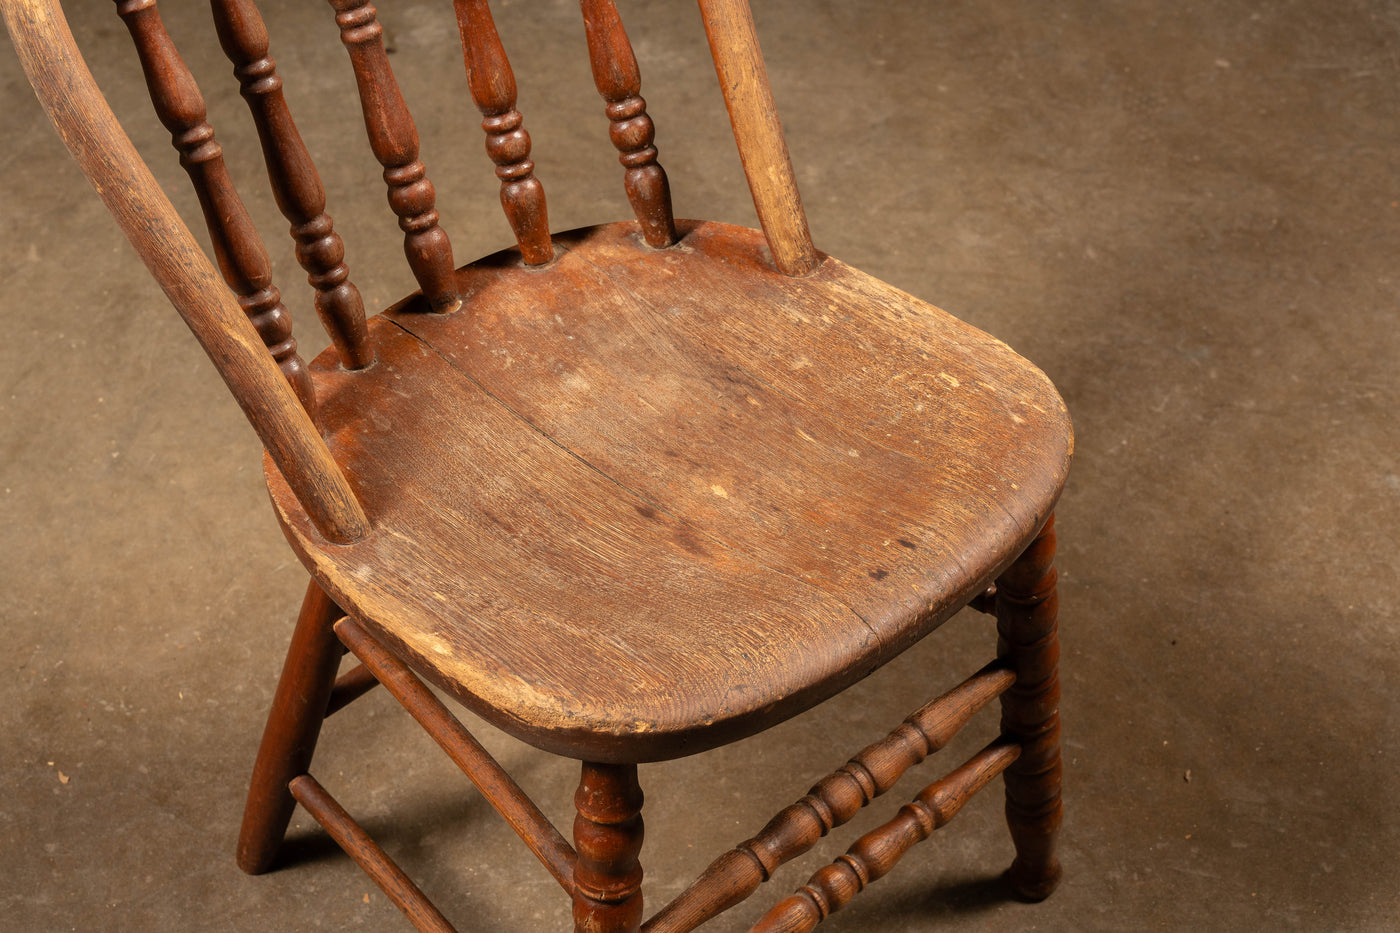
[{"left": 3, "top": 0, "right": 1398, "bottom": 930}]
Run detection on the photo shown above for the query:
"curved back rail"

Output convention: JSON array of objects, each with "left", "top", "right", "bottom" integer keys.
[
  {"left": 4, "top": 0, "right": 368, "bottom": 544},
  {"left": 697, "top": 0, "right": 819, "bottom": 276}
]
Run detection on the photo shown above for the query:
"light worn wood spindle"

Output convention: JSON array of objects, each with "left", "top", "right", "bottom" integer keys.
[
  {"left": 211, "top": 0, "right": 374, "bottom": 370},
  {"left": 749, "top": 740, "right": 1022, "bottom": 933},
  {"left": 453, "top": 0, "right": 552, "bottom": 265},
  {"left": 645, "top": 661, "right": 1015, "bottom": 933},
  {"left": 580, "top": 0, "right": 676, "bottom": 248},
  {"left": 696, "top": 0, "right": 818, "bottom": 276},
  {"left": 327, "top": 0, "right": 461, "bottom": 312},
  {"left": 115, "top": 0, "right": 315, "bottom": 412},
  {"left": 997, "top": 515, "right": 1065, "bottom": 901}
]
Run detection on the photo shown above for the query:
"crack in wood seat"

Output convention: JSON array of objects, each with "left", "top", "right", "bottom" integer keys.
[{"left": 268, "top": 220, "right": 1071, "bottom": 763}]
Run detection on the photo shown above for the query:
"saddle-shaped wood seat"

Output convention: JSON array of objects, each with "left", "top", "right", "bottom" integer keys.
[
  {"left": 8, "top": 0, "right": 1072, "bottom": 928},
  {"left": 272, "top": 220, "right": 1071, "bottom": 762}
]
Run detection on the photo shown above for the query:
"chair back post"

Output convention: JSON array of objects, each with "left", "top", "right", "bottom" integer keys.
[
  {"left": 5, "top": 0, "right": 369, "bottom": 545},
  {"left": 696, "top": 0, "right": 819, "bottom": 276}
]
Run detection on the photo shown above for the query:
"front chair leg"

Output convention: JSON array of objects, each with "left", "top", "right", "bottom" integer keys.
[
  {"left": 573, "top": 762, "right": 645, "bottom": 933},
  {"left": 236, "top": 578, "right": 346, "bottom": 874},
  {"left": 996, "top": 514, "right": 1064, "bottom": 901}
]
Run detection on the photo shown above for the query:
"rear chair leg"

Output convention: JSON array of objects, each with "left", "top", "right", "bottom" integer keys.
[
  {"left": 237, "top": 579, "right": 346, "bottom": 874},
  {"left": 573, "top": 762, "right": 645, "bottom": 933},
  {"left": 996, "top": 514, "right": 1064, "bottom": 901}
]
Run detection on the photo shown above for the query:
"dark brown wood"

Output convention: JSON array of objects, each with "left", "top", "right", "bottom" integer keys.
[
  {"left": 969, "top": 584, "right": 998, "bottom": 615},
  {"left": 646, "top": 660, "right": 1015, "bottom": 933},
  {"left": 115, "top": 0, "right": 315, "bottom": 411},
  {"left": 573, "top": 763, "right": 645, "bottom": 933},
  {"left": 454, "top": 0, "right": 553, "bottom": 265},
  {"left": 212, "top": 0, "right": 374, "bottom": 370},
  {"left": 236, "top": 580, "right": 345, "bottom": 873},
  {"left": 696, "top": 0, "right": 818, "bottom": 275},
  {"left": 324, "top": 661, "right": 380, "bottom": 717},
  {"left": 750, "top": 739, "right": 1022, "bottom": 933},
  {"left": 268, "top": 221, "right": 1072, "bottom": 763},
  {"left": 6, "top": 0, "right": 367, "bottom": 543},
  {"left": 335, "top": 616, "right": 578, "bottom": 891},
  {"left": 997, "top": 515, "right": 1065, "bottom": 901},
  {"left": 290, "top": 774, "right": 457, "bottom": 933},
  {"left": 580, "top": 0, "right": 677, "bottom": 248},
  {"left": 327, "top": 0, "right": 460, "bottom": 312}
]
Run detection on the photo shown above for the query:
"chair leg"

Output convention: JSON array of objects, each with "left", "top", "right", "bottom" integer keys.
[
  {"left": 236, "top": 578, "right": 346, "bottom": 874},
  {"left": 996, "top": 514, "right": 1064, "bottom": 901},
  {"left": 572, "top": 762, "right": 645, "bottom": 933}
]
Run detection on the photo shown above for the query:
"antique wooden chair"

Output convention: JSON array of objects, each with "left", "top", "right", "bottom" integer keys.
[{"left": 6, "top": 0, "right": 1071, "bottom": 929}]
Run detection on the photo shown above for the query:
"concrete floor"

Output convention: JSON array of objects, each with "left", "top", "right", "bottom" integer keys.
[{"left": 3, "top": 0, "right": 1398, "bottom": 929}]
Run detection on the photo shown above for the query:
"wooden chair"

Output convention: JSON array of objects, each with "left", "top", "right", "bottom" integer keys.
[{"left": 5, "top": 1, "right": 1071, "bottom": 929}]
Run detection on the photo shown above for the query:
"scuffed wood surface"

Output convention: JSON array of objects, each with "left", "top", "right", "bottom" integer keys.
[
  {"left": 267, "top": 221, "right": 1070, "bottom": 762},
  {"left": 697, "top": 0, "right": 817, "bottom": 275}
]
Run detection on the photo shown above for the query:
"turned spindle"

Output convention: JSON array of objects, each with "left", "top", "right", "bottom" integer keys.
[
  {"left": 212, "top": 0, "right": 373, "bottom": 370},
  {"left": 327, "top": 0, "right": 460, "bottom": 313},
  {"left": 580, "top": 0, "right": 676, "bottom": 248},
  {"left": 573, "top": 762, "right": 644, "bottom": 933},
  {"left": 645, "top": 662, "right": 1014, "bottom": 933},
  {"left": 454, "top": 0, "right": 553, "bottom": 265},
  {"left": 115, "top": 0, "right": 315, "bottom": 412},
  {"left": 996, "top": 515, "right": 1065, "bottom": 901},
  {"left": 751, "top": 740, "right": 1022, "bottom": 933}
]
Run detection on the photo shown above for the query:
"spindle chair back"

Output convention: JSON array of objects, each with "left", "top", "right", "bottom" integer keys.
[{"left": 4, "top": 1, "right": 1073, "bottom": 930}]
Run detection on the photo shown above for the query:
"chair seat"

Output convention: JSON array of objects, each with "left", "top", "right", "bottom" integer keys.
[{"left": 266, "top": 220, "right": 1072, "bottom": 763}]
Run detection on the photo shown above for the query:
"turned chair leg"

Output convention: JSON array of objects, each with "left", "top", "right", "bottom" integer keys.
[
  {"left": 996, "top": 514, "right": 1064, "bottom": 901},
  {"left": 237, "top": 579, "right": 346, "bottom": 874},
  {"left": 573, "top": 762, "right": 645, "bottom": 933}
]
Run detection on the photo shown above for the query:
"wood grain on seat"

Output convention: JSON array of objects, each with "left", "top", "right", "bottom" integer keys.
[{"left": 266, "top": 221, "right": 1071, "bottom": 763}]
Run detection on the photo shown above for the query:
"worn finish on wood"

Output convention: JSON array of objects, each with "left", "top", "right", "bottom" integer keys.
[
  {"left": 335, "top": 617, "right": 578, "bottom": 891},
  {"left": 236, "top": 580, "right": 345, "bottom": 873},
  {"left": 573, "top": 763, "right": 645, "bottom": 933},
  {"left": 997, "top": 515, "right": 1065, "bottom": 901},
  {"left": 212, "top": 0, "right": 374, "bottom": 370},
  {"left": 13, "top": 2, "right": 1073, "bottom": 925},
  {"left": 454, "top": 0, "right": 553, "bottom": 265},
  {"left": 327, "top": 0, "right": 460, "bottom": 312},
  {"left": 268, "top": 221, "right": 1071, "bottom": 762},
  {"left": 290, "top": 774, "right": 457, "bottom": 933},
  {"left": 6, "top": 0, "right": 367, "bottom": 543},
  {"left": 647, "top": 660, "right": 1015, "bottom": 933},
  {"left": 750, "top": 740, "right": 1022, "bottom": 933},
  {"left": 696, "top": 0, "right": 817, "bottom": 275},
  {"left": 580, "top": 0, "right": 677, "bottom": 248},
  {"left": 114, "top": 0, "right": 315, "bottom": 411}
]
